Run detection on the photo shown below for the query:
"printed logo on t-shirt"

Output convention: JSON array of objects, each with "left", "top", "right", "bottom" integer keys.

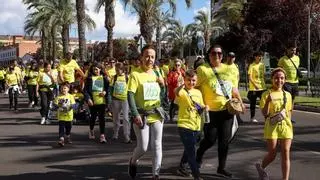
[
  {"left": 143, "top": 82, "right": 160, "bottom": 100},
  {"left": 114, "top": 81, "right": 126, "bottom": 95},
  {"left": 215, "top": 80, "right": 232, "bottom": 97},
  {"left": 92, "top": 78, "right": 103, "bottom": 92}
]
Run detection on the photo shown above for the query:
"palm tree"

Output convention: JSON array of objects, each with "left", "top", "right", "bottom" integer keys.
[
  {"left": 162, "top": 19, "right": 192, "bottom": 58},
  {"left": 154, "top": 10, "right": 173, "bottom": 59},
  {"left": 122, "top": 0, "right": 192, "bottom": 44},
  {"left": 95, "top": 0, "right": 116, "bottom": 58},
  {"left": 193, "top": 10, "right": 223, "bottom": 50},
  {"left": 24, "top": 0, "right": 96, "bottom": 58},
  {"left": 76, "top": 0, "right": 87, "bottom": 62}
]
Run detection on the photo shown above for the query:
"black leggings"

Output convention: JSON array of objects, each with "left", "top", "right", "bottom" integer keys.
[
  {"left": 9, "top": 88, "right": 18, "bottom": 110},
  {"left": 196, "top": 110, "right": 233, "bottom": 170},
  {"left": 27, "top": 85, "right": 38, "bottom": 105},
  {"left": 40, "top": 91, "right": 53, "bottom": 118},
  {"left": 247, "top": 90, "right": 264, "bottom": 118},
  {"left": 89, "top": 104, "right": 106, "bottom": 134}
]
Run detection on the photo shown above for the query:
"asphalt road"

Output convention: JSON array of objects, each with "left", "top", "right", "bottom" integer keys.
[{"left": 0, "top": 94, "right": 319, "bottom": 180}]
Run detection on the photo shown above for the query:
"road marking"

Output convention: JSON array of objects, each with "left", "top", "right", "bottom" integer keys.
[{"left": 239, "top": 134, "right": 320, "bottom": 156}]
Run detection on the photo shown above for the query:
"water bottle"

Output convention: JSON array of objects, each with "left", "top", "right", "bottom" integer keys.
[{"left": 202, "top": 109, "right": 210, "bottom": 124}]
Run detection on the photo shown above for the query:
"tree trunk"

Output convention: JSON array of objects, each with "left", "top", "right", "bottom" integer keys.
[
  {"left": 62, "top": 23, "right": 70, "bottom": 58},
  {"left": 107, "top": 27, "right": 113, "bottom": 58},
  {"left": 156, "top": 25, "right": 161, "bottom": 60},
  {"left": 140, "top": 15, "right": 154, "bottom": 45},
  {"left": 180, "top": 45, "right": 184, "bottom": 58},
  {"left": 204, "top": 31, "right": 210, "bottom": 51},
  {"left": 51, "top": 25, "right": 57, "bottom": 63},
  {"left": 41, "top": 29, "right": 47, "bottom": 62},
  {"left": 76, "top": 0, "right": 87, "bottom": 62}
]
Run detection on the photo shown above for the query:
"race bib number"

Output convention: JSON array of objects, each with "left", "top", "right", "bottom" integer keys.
[
  {"left": 114, "top": 81, "right": 126, "bottom": 95},
  {"left": 92, "top": 78, "right": 103, "bottom": 92},
  {"left": 143, "top": 82, "right": 160, "bottom": 100},
  {"left": 215, "top": 80, "right": 233, "bottom": 97},
  {"left": 43, "top": 74, "right": 52, "bottom": 85}
]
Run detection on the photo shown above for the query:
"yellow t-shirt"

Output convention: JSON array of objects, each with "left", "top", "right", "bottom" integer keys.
[
  {"left": 248, "top": 62, "right": 266, "bottom": 91},
  {"left": 278, "top": 55, "right": 300, "bottom": 83},
  {"left": 13, "top": 66, "right": 22, "bottom": 81},
  {"left": 54, "top": 93, "right": 75, "bottom": 121},
  {"left": 127, "top": 67, "right": 161, "bottom": 123},
  {"left": 37, "top": 72, "right": 53, "bottom": 92},
  {"left": 176, "top": 88, "right": 204, "bottom": 131},
  {"left": 51, "top": 69, "right": 59, "bottom": 82},
  {"left": 260, "top": 89, "right": 293, "bottom": 139},
  {"left": 106, "top": 67, "right": 116, "bottom": 81},
  {"left": 0, "top": 70, "right": 6, "bottom": 80},
  {"left": 72, "top": 92, "right": 84, "bottom": 102},
  {"left": 91, "top": 75, "right": 106, "bottom": 105},
  {"left": 39, "top": 68, "right": 44, "bottom": 73},
  {"left": 161, "top": 65, "right": 169, "bottom": 79},
  {"left": 27, "top": 70, "right": 39, "bottom": 86},
  {"left": 58, "top": 59, "right": 80, "bottom": 83},
  {"left": 5, "top": 73, "right": 19, "bottom": 86},
  {"left": 112, "top": 74, "right": 128, "bottom": 101},
  {"left": 196, "top": 63, "right": 235, "bottom": 111},
  {"left": 129, "top": 65, "right": 140, "bottom": 74},
  {"left": 224, "top": 63, "right": 239, "bottom": 88}
]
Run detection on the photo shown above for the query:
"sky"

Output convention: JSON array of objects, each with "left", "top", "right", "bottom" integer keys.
[{"left": 0, "top": 0, "right": 210, "bottom": 41}]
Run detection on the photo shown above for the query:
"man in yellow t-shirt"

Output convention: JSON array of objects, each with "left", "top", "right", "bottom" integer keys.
[
  {"left": 278, "top": 43, "right": 300, "bottom": 123},
  {"left": 278, "top": 45, "right": 300, "bottom": 101},
  {"left": 224, "top": 52, "right": 244, "bottom": 124},
  {"left": 58, "top": 52, "right": 84, "bottom": 85},
  {"left": 247, "top": 51, "right": 266, "bottom": 123}
]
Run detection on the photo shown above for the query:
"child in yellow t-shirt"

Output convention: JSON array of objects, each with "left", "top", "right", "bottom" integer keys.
[
  {"left": 53, "top": 82, "right": 76, "bottom": 147},
  {"left": 5, "top": 66, "right": 21, "bottom": 111},
  {"left": 256, "top": 67, "right": 293, "bottom": 180},
  {"left": 174, "top": 70, "right": 207, "bottom": 179}
]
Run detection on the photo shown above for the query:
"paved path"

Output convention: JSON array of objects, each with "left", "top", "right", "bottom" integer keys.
[{"left": 0, "top": 94, "right": 319, "bottom": 180}]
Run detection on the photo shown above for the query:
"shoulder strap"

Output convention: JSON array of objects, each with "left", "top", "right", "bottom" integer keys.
[
  {"left": 282, "top": 90, "right": 287, "bottom": 109},
  {"left": 212, "top": 67, "right": 230, "bottom": 99},
  {"left": 288, "top": 57, "right": 298, "bottom": 71},
  {"left": 113, "top": 74, "right": 118, "bottom": 86}
]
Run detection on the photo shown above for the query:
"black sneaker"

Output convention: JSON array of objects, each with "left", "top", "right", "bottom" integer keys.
[
  {"left": 128, "top": 158, "right": 137, "bottom": 179},
  {"left": 176, "top": 168, "right": 191, "bottom": 177},
  {"left": 153, "top": 175, "right": 160, "bottom": 180},
  {"left": 217, "top": 169, "right": 232, "bottom": 178}
]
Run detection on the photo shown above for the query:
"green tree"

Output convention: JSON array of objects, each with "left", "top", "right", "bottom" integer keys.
[
  {"left": 122, "top": 0, "right": 192, "bottom": 44},
  {"left": 95, "top": 0, "right": 116, "bottom": 58},
  {"left": 162, "top": 19, "right": 192, "bottom": 58}
]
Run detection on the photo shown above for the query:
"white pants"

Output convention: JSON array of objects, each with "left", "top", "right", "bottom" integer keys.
[
  {"left": 131, "top": 120, "right": 163, "bottom": 176},
  {"left": 112, "top": 99, "right": 130, "bottom": 141}
]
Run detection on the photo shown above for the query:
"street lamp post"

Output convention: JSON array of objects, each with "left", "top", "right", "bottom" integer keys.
[{"left": 307, "top": 0, "right": 313, "bottom": 92}]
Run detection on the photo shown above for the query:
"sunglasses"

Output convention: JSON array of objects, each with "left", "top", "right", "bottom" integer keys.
[
  {"left": 175, "top": 64, "right": 181, "bottom": 66},
  {"left": 211, "top": 51, "right": 223, "bottom": 56}
]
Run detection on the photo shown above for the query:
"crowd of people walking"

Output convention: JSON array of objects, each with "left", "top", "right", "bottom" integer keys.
[{"left": 0, "top": 42, "right": 300, "bottom": 180}]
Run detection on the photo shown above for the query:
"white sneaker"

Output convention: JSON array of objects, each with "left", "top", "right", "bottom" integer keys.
[
  {"left": 28, "top": 101, "right": 34, "bottom": 108},
  {"left": 255, "top": 163, "right": 269, "bottom": 180},
  {"left": 251, "top": 118, "right": 259, "bottom": 123},
  {"left": 89, "top": 130, "right": 95, "bottom": 139},
  {"left": 40, "top": 117, "right": 46, "bottom": 125}
]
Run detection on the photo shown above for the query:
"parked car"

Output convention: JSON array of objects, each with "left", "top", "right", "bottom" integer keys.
[{"left": 298, "top": 67, "right": 309, "bottom": 77}]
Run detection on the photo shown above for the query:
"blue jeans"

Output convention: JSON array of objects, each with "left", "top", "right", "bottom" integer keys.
[
  {"left": 59, "top": 121, "right": 72, "bottom": 138},
  {"left": 178, "top": 127, "right": 200, "bottom": 177}
]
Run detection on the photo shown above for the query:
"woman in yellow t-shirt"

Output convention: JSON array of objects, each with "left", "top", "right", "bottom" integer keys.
[
  {"left": 83, "top": 62, "right": 109, "bottom": 143},
  {"left": 195, "top": 45, "right": 245, "bottom": 178},
  {"left": 256, "top": 68, "right": 293, "bottom": 180},
  {"left": 111, "top": 62, "right": 131, "bottom": 143},
  {"left": 26, "top": 61, "right": 39, "bottom": 108},
  {"left": 5, "top": 66, "right": 21, "bottom": 111},
  {"left": 37, "top": 62, "right": 56, "bottom": 125},
  {"left": 127, "top": 45, "right": 165, "bottom": 180},
  {"left": 247, "top": 51, "right": 266, "bottom": 123}
]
